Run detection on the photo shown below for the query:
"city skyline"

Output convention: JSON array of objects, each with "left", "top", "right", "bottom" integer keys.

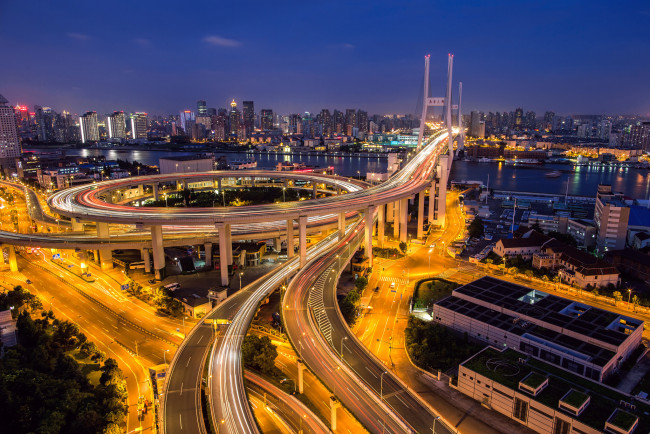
[{"left": 1, "top": 1, "right": 649, "bottom": 116}]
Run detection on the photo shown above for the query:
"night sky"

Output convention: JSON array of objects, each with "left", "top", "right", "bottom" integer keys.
[{"left": 1, "top": 1, "right": 648, "bottom": 116}]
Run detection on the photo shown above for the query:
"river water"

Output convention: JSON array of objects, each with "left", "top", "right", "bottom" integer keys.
[{"left": 25, "top": 147, "right": 650, "bottom": 199}]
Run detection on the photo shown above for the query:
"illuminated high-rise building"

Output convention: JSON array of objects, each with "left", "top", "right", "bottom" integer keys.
[
  {"left": 333, "top": 110, "right": 344, "bottom": 134},
  {"left": 107, "top": 111, "right": 126, "bottom": 139},
  {"left": 242, "top": 101, "right": 254, "bottom": 137},
  {"left": 79, "top": 111, "right": 99, "bottom": 143},
  {"left": 357, "top": 110, "right": 368, "bottom": 134},
  {"left": 319, "top": 109, "right": 332, "bottom": 136},
  {"left": 344, "top": 109, "right": 357, "bottom": 136},
  {"left": 130, "top": 112, "right": 148, "bottom": 139},
  {"left": 0, "top": 94, "right": 21, "bottom": 167},
  {"left": 229, "top": 99, "right": 240, "bottom": 135},
  {"left": 197, "top": 100, "right": 207, "bottom": 116},
  {"left": 179, "top": 110, "right": 195, "bottom": 135},
  {"left": 260, "top": 109, "right": 273, "bottom": 131},
  {"left": 514, "top": 107, "right": 523, "bottom": 130}
]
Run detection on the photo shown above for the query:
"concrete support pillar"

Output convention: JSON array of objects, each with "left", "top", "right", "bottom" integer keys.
[
  {"left": 7, "top": 245, "right": 17, "bottom": 272},
  {"left": 138, "top": 184, "right": 144, "bottom": 196},
  {"left": 142, "top": 248, "right": 151, "bottom": 274},
  {"left": 182, "top": 179, "right": 188, "bottom": 190},
  {"left": 330, "top": 397, "right": 341, "bottom": 432},
  {"left": 217, "top": 224, "right": 229, "bottom": 286},
  {"left": 428, "top": 180, "right": 436, "bottom": 224},
  {"left": 225, "top": 224, "right": 232, "bottom": 266},
  {"left": 393, "top": 200, "right": 400, "bottom": 239},
  {"left": 377, "top": 204, "right": 385, "bottom": 248},
  {"left": 399, "top": 197, "right": 408, "bottom": 244},
  {"left": 150, "top": 225, "right": 165, "bottom": 280},
  {"left": 365, "top": 206, "right": 375, "bottom": 268},
  {"left": 283, "top": 179, "right": 288, "bottom": 188},
  {"left": 250, "top": 177, "right": 255, "bottom": 187},
  {"left": 437, "top": 155, "right": 449, "bottom": 227},
  {"left": 386, "top": 201, "right": 394, "bottom": 223},
  {"left": 71, "top": 218, "right": 83, "bottom": 232},
  {"left": 297, "top": 359, "right": 306, "bottom": 394},
  {"left": 218, "top": 178, "right": 222, "bottom": 192},
  {"left": 99, "top": 249, "right": 113, "bottom": 270},
  {"left": 336, "top": 186, "right": 341, "bottom": 195},
  {"left": 312, "top": 183, "right": 317, "bottom": 198},
  {"left": 417, "top": 190, "right": 426, "bottom": 239},
  {"left": 298, "top": 216, "right": 307, "bottom": 268},
  {"left": 96, "top": 222, "right": 110, "bottom": 238},
  {"left": 286, "top": 220, "right": 294, "bottom": 258},
  {"left": 204, "top": 243, "right": 212, "bottom": 268},
  {"left": 274, "top": 238, "right": 282, "bottom": 252},
  {"left": 338, "top": 213, "right": 346, "bottom": 240},
  {"left": 152, "top": 183, "right": 159, "bottom": 201}
]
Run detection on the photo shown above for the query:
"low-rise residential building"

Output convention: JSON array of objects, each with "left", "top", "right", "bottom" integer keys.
[
  {"left": 629, "top": 231, "right": 650, "bottom": 250},
  {"left": 458, "top": 346, "right": 649, "bottom": 434},
  {"left": 0, "top": 310, "right": 17, "bottom": 351},
  {"left": 493, "top": 236, "right": 543, "bottom": 260},
  {"left": 567, "top": 218, "right": 597, "bottom": 248},
  {"left": 433, "top": 277, "right": 643, "bottom": 383}
]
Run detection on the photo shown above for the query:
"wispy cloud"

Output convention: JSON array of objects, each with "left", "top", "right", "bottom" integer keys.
[
  {"left": 328, "top": 43, "right": 355, "bottom": 50},
  {"left": 67, "top": 32, "right": 90, "bottom": 41},
  {"left": 134, "top": 38, "right": 151, "bottom": 48},
  {"left": 202, "top": 35, "right": 241, "bottom": 47}
]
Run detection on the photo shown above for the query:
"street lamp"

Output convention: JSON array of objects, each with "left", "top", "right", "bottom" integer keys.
[
  {"left": 380, "top": 371, "right": 388, "bottom": 401},
  {"left": 239, "top": 272, "right": 244, "bottom": 291},
  {"left": 432, "top": 415, "right": 441, "bottom": 433},
  {"left": 336, "top": 254, "right": 340, "bottom": 270},
  {"left": 183, "top": 316, "right": 187, "bottom": 337},
  {"left": 627, "top": 288, "right": 632, "bottom": 310},
  {"left": 163, "top": 349, "right": 170, "bottom": 364},
  {"left": 282, "top": 187, "right": 286, "bottom": 202},
  {"left": 340, "top": 336, "right": 348, "bottom": 361}
]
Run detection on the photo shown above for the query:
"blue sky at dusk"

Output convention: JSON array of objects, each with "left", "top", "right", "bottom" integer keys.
[{"left": 1, "top": 0, "right": 648, "bottom": 116}]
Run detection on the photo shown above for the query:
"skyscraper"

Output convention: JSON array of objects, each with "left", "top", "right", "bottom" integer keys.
[
  {"left": 344, "top": 109, "right": 357, "bottom": 136},
  {"left": 333, "top": 110, "right": 344, "bottom": 134},
  {"left": 79, "top": 111, "right": 99, "bottom": 143},
  {"left": 130, "top": 112, "right": 148, "bottom": 139},
  {"left": 319, "top": 109, "right": 332, "bottom": 136},
  {"left": 357, "top": 110, "right": 368, "bottom": 134},
  {"left": 34, "top": 105, "right": 55, "bottom": 142},
  {"left": 179, "top": 110, "right": 195, "bottom": 135},
  {"left": 0, "top": 94, "right": 21, "bottom": 168},
  {"left": 543, "top": 111, "right": 555, "bottom": 131},
  {"left": 260, "top": 109, "right": 273, "bottom": 131},
  {"left": 197, "top": 100, "right": 207, "bottom": 116},
  {"left": 229, "top": 99, "right": 240, "bottom": 136},
  {"left": 514, "top": 108, "right": 523, "bottom": 130},
  {"left": 107, "top": 111, "right": 126, "bottom": 139},
  {"left": 242, "top": 101, "right": 254, "bottom": 138}
]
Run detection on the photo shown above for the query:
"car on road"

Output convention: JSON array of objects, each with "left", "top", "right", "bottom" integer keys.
[
  {"left": 25, "top": 279, "right": 32, "bottom": 284},
  {"left": 374, "top": 286, "right": 380, "bottom": 293}
]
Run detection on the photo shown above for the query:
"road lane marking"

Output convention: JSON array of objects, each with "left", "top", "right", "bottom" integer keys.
[
  {"left": 186, "top": 356, "right": 192, "bottom": 367},
  {"left": 179, "top": 414, "right": 182, "bottom": 430},
  {"left": 365, "top": 366, "right": 377, "bottom": 378}
]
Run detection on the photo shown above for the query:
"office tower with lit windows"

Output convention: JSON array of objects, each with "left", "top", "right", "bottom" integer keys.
[
  {"left": 260, "top": 109, "right": 273, "bottom": 131},
  {"left": 79, "top": 111, "right": 99, "bottom": 143},
  {"left": 242, "top": 101, "right": 254, "bottom": 137},
  {"left": 229, "top": 99, "right": 240, "bottom": 136},
  {"left": 594, "top": 184, "right": 630, "bottom": 252},
  {"left": 333, "top": 110, "right": 344, "bottom": 134},
  {"left": 0, "top": 94, "right": 21, "bottom": 168},
  {"left": 344, "top": 109, "right": 357, "bottom": 136},
  {"left": 107, "top": 111, "right": 126, "bottom": 139},
  {"left": 319, "top": 109, "right": 332, "bottom": 136},
  {"left": 357, "top": 109, "right": 368, "bottom": 134},
  {"left": 213, "top": 114, "right": 227, "bottom": 141},
  {"left": 514, "top": 107, "right": 523, "bottom": 130},
  {"left": 34, "top": 105, "right": 55, "bottom": 142},
  {"left": 179, "top": 110, "right": 195, "bottom": 136},
  {"left": 130, "top": 112, "right": 148, "bottom": 139},
  {"left": 197, "top": 100, "right": 207, "bottom": 116}
]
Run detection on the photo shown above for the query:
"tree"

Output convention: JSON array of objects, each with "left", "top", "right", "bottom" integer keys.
[
  {"left": 398, "top": 241, "right": 408, "bottom": 255},
  {"left": 468, "top": 217, "right": 485, "bottom": 239},
  {"left": 547, "top": 231, "right": 578, "bottom": 247},
  {"left": 355, "top": 276, "right": 368, "bottom": 292},
  {"left": 613, "top": 291, "right": 622, "bottom": 305},
  {"left": 632, "top": 295, "right": 640, "bottom": 311},
  {"left": 530, "top": 222, "right": 543, "bottom": 233},
  {"left": 242, "top": 335, "right": 278, "bottom": 374}
]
